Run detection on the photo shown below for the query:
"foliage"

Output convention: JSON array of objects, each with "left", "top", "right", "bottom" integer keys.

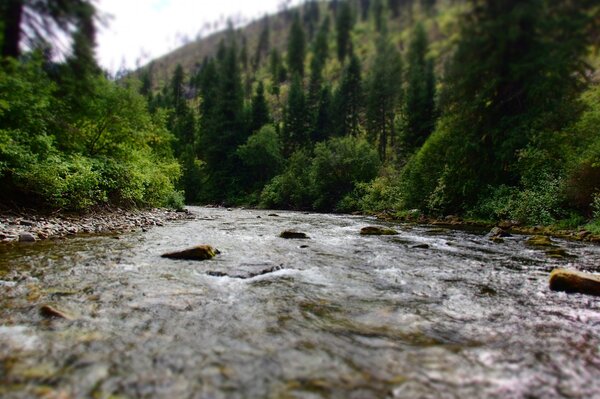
[
  {"left": 236, "top": 124, "right": 283, "bottom": 192},
  {"left": 0, "top": 57, "right": 181, "bottom": 211},
  {"left": 311, "top": 136, "right": 380, "bottom": 211},
  {"left": 261, "top": 136, "right": 379, "bottom": 211}
]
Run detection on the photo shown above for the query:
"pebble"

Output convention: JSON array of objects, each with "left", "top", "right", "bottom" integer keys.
[{"left": 0, "top": 208, "right": 195, "bottom": 244}]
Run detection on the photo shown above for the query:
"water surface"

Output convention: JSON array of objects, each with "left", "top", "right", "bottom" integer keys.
[{"left": 1, "top": 207, "right": 599, "bottom": 398}]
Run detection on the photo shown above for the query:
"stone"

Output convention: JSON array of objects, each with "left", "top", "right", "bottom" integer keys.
[
  {"left": 411, "top": 244, "right": 430, "bottom": 249},
  {"left": 545, "top": 248, "right": 575, "bottom": 259},
  {"left": 279, "top": 231, "right": 309, "bottom": 239},
  {"left": 549, "top": 269, "right": 600, "bottom": 296},
  {"left": 161, "top": 245, "right": 220, "bottom": 261},
  {"left": 489, "top": 227, "right": 511, "bottom": 238},
  {"left": 525, "top": 235, "right": 554, "bottom": 247},
  {"left": 360, "top": 226, "right": 398, "bottom": 236},
  {"left": 268, "top": 213, "right": 280, "bottom": 217},
  {"left": 40, "top": 304, "right": 74, "bottom": 320},
  {"left": 18, "top": 233, "right": 36, "bottom": 242}
]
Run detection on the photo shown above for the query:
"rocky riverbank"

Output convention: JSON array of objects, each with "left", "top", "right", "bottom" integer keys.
[{"left": 0, "top": 208, "right": 195, "bottom": 244}]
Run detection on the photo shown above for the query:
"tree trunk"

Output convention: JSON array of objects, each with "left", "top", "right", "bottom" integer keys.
[{"left": 1, "top": 0, "right": 23, "bottom": 58}]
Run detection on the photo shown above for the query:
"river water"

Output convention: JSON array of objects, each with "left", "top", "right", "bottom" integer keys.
[{"left": 1, "top": 207, "right": 599, "bottom": 398}]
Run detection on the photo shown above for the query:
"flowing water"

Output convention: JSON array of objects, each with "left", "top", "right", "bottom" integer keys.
[{"left": 1, "top": 207, "right": 600, "bottom": 398}]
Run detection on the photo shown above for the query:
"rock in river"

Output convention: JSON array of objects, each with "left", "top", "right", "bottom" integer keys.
[
  {"left": 40, "top": 304, "right": 74, "bottom": 320},
  {"left": 279, "top": 231, "right": 309, "bottom": 239},
  {"left": 360, "top": 226, "right": 398, "bottom": 236},
  {"left": 162, "top": 245, "right": 220, "bottom": 261},
  {"left": 549, "top": 269, "right": 600, "bottom": 296},
  {"left": 525, "top": 235, "right": 555, "bottom": 247}
]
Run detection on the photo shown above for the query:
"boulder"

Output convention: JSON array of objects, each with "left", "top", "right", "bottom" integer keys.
[
  {"left": 360, "top": 226, "right": 398, "bottom": 236},
  {"left": 489, "top": 227, "right": 511, "bottom": 238},
  {"left": 549, "top": 269, "right": 600, "bottom": 296},
  {"left": 279, "top": 231, "right": 309, "bottom": 239},
  {"left": 18, "top": 233, "right": 36, "bottom": 242},
  {"left": 161, "top": 245, "right": 220, "bottom": 261}
]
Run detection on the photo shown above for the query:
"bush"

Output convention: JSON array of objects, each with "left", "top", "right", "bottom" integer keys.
[
  {"left": 310, "top": 136, "right": 380, "bottom": 211},
  {"left": 260, "top": 149, "right": 313, "bottom": 209}
]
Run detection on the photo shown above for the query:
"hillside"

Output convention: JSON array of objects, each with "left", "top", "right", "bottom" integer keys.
[{"left": 134, "top": 0, "right": 599, "bottom": 233}]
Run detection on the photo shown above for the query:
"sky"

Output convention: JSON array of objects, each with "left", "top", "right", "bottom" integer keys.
[{"left": 96, "top": 0, "right": 302, "bottom": 73}]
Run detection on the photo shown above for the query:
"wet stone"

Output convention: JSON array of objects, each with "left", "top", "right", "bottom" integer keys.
[
  {"left": 18, "top": 233, "right": 36, "bottom": 242},
  {"left": 161, "top": 245, "right": 220, "bottom": 261},
  {"left": 280, "top": 231, "right": 309, "bottom": 239},
  {"left": 360, "top": 226, "right": 399, "bottom": 236},
  {"left": 39, "top": 304, "right": 74, "bottom": 320},
  {"left": 526, "top": 235, "right": 555, "bottom": 247},
  {"left": 549, "top": 269, "right": 600, "bottom": 296}
]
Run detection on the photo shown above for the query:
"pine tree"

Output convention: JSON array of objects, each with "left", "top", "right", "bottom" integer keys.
[
  {"left": 287, "top": 14, "right": 306, "bottom": 77},
  {"left": 283, "top": 74, "right": 309, "bottom": 157},
  {"left": 359, "top": 0, "right": 371, "bottom": 21},
  {"left": 336, "top": 1, "right": 354, "bottom": 63},
  {"left": 313, "top": 85, "right": 334, "bottom": 143},
  {"left": 442, "top": 0, "right": 593, "bottom": 186},
  {"left": 249, "top": 81, "right": 271, "bottom": 133},
  {"left": 372, "top": 0, "right": 385, "bottom": 32},
  {"left": 366, "top": 33, "right": 403, "bottom": 160},
  {"left": 307, "top": 18, "right": 330, "bottom": 135},
  {"left": 388, "top": 0, "right": 401, "bottom": 18},
  {"left": 253, "top": 16, "right": 270, "bottom": 70},
  {"left": 333, "top": 52, "right": 363, "bottom": 136},
  {"left": 404, "top": 22, "right": 436, "bottom": 152}
]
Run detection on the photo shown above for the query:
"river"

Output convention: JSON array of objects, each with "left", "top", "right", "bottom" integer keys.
[{"left": 1, "top": 207, "right": 599, "bottom": 398}]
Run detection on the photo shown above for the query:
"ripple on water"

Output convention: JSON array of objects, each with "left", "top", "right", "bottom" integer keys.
[{"left": 0, "top": 207, "right": 600, "bottom": 398}]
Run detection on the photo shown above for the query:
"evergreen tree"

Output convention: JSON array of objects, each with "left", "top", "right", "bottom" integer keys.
[
  {"left": 359, "top": 0, "right": 371, "bottom": 21},
  {"left": 283, "top": 74, "right": 309, "bottom": 157},
  {"left": 336, "top": 1, "right": 354, "bottom": 63},
  {"left": 402, "top": 0, "right": 596, "bottom": 213},
  {"left": 333, "top": 52, "right": 363, "bottom": 136},
  {"left": 199, "top": 42, "right": 246, "bottom": 200},
  {"left": 372, "top": 0, "right": 385, "bottom": 32},
  {"left": 388, "top": 0, "right": 401, "bottom": 18},
  {"left": 441, "top": 0, "right": 593, "bottom": 186},
  {"left": 307, "top": 18, "right": 330, "bottom": 135},
  {"left": 313, "top": 85, "right": 334, "bottom": 143},
  {"left": 253, "top": 16, "right": 270, "bottom": 69},
  {"left": 249, "top": 81, "right": 271, "bottom": 133},
  {"left": 287, "top": 14, "right": 306, "bottom": 77},
  {"left": 366, "top": 33, "right": 403, "bottom": 160},
  {"left": 403, "top": 22, "right": 436, "bottom": 152}
]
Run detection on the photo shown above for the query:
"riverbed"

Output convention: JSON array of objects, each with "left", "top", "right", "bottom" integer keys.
[{"left": 1, "top": 207, "right": 599, "bottom": 398}]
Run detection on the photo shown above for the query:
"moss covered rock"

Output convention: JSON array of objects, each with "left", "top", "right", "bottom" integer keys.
[
  {"left": 161, "top": 245, "right": 220, "bottom": 261},
  {"left": 549, "top": 269, "right": 600, "bottom": 296},
  {"left": 360, "top": 226, "right": 398, "bottom": 236},
  {"left": 525, "top": 235, "right": 555, "bottom": 247}
]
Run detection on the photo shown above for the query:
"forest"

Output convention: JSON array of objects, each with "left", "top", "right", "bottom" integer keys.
[{"left": 1, "top": 0, "right": 599, "bottom": 232}]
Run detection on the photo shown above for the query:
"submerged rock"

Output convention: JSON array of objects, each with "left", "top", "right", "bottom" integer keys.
[
  {"left": 525, "top": 235, "right": 555, "bottom": 247},
  {"left": 360, "top": 226, "right": 398, "bottom": 236},
  {"left": 411, "top": 244, "right": 430, "bottom": 249},
  {"left": 161, "top": 245, "right": 220, "bottom": 261},
  {"left": 280, "top": 231, "right": 309, "bottom": 239},
  {"left": 545, "top": 248, "right": 576, "bottom": 259},
  {"left": 549, "top": 269, "right": 600, "bottom": 296}
]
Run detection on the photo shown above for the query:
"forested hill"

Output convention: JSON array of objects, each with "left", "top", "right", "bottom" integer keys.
[
  {"left": 138, "top": 0, "right": 600, "bottom": 231},
  {"left": 1, "top": 0, "right": 599, "bottom": 234}
]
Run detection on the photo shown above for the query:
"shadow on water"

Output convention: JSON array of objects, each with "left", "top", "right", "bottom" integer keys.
[{"left": 1, "top": 207, "right": 600, "bottom": 398}]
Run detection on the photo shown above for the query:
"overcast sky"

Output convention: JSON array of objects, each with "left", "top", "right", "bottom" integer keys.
[{"left": 96, "top": 0, "right": 302, "bottom": 73}]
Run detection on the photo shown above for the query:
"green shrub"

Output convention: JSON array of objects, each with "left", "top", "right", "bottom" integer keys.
[
  {"left": 260, "top": 149, "right": 313, "bottom": 209},
  {"left": 310, "top": 136, "right": 380, "bottom": 211}
]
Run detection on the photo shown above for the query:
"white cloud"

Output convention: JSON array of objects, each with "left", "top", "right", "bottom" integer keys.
[{"left": 96, "top": 0, "right": 302, "bottom": 73}]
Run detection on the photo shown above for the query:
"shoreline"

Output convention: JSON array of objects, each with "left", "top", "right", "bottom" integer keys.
[
  {"left": 372, "top": 212, "right": 600, "bottom": 243},
  {"left": 0, "top": 207, "right": 195, "bottom": 244}
]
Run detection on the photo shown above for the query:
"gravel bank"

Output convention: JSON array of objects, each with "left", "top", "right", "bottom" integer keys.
[{"left": 0, "top": 208, "right": 195, "bottom": 244}]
